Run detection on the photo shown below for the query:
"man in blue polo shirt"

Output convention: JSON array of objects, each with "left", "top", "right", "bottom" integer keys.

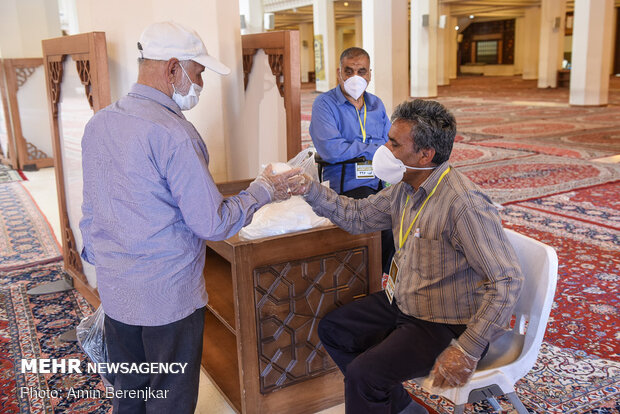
[
  {"left": 310, "top": 47, "right": 391, "bottom": 198},
  {"left": 310, "top": 47, "right": 393, "bottom": 270}
]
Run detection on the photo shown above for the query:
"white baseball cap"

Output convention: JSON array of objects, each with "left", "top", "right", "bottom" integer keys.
[{"left": 138, "top": 21, "right": 231, "bottom": 75}]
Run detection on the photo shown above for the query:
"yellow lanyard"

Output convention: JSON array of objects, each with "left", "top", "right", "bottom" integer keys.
[
  {"left": 356, "top": 102, "right": 367, "bottom": 143},
  {"left": 398, "top": 167, "right": 451, "bottom": 249}
]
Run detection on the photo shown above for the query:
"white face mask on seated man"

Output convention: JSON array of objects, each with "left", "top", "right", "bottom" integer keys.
[
  {"left": 343, "top": 75, "right": 368, "bottom": 100},
  {"left": 372, "top": 145, "right": 436, "bottom": 185}
]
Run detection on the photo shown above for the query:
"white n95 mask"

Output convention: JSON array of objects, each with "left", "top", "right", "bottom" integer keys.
[
  {"left": 343, "top": 75, "right": 367, "bottom": 100},
  {"left": 372, "top": 145, "right": 436, "bottom": 185},
  {"left": 172, "top": 64, "right": 202, "bottom": 111}
]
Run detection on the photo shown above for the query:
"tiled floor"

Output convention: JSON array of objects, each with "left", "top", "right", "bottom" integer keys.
[{"left": 21, "top": 166, "right": 344, "bottom": 414}]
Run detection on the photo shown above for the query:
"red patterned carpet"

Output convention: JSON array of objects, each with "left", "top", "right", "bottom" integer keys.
[
  {"left": 501, "top": 205, "right": 618, "bottom": 359},
  {"left": 436, "top": 75, "right": 620, "bottom": 106},
  {"left": 0, "top": 183, "right": 62, "bottom": 271},
  {"left": 0, "top": 264, "right": 111, "bottom": 413},
  {"left": 459, "top": 155, "right": 620, "bottom": 204}
]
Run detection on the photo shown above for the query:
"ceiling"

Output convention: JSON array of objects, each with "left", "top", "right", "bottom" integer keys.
[
  {"left": 272, "top": 0, "right": 620, "bottom": 30},
  {"left": 273, "top": 1, "right": 361, "bottom": 30}
]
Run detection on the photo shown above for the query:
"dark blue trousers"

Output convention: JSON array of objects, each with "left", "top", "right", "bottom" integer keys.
[
  {"left": 104, "top": 307, "right": 205, "bottom": 414},
  {"left": 318, "top": 292, "right": 467, "bottom": 414}
]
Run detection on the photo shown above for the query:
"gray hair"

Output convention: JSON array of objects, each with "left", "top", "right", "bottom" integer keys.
[
  {"left": 339, "top": 47, "right": 370, "bottom": 65},
  {"left": 391, "top": 99, "right": 456, "bottom": 164}
]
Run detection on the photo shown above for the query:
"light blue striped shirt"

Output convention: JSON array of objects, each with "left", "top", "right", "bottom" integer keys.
[{"left": 80, "top": 83, "right": 271, "bottom": 326}]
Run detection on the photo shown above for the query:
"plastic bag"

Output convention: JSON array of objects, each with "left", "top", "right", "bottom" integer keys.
[
  {"left": 284, "top": 146, "right": 320, "bottom": 182},
  {"left": 240, "top": 147, "right": 331, "bottom": 240},
  {"left": 76, "top": 305, "right": 115, "bottom": 387}
]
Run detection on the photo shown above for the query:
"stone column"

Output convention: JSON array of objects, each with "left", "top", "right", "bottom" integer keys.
[
  {"left": 336, "top": 26, "right": 345, "bottom": 60},
  {"left": 522, "top": 7, "right": 541, "bottom": 80},
  {"left": 299, "top": 23, "right": 314, "bottom": 83},
  {"left": 449, "top": 16, "right": 458, "bottom": 79},
  {"left": 537, "top": 0, "right": 566, "bottom": 88},
  {"left": 514, "top": 16, "right": 524, "bottom": 75},
  {"left": 437, "top": 4, "right": 450, "bottom": 86},
  {"left": 313, "top": 0, "right": 337, "bottom": 91},
  {"left": 410, "top": 0, "right": 438, "bottom": 97},
  {"left": 354, "top": 14, "right": 363, "bottom": 47},
  {"left": 239, "top": 0, "right": 263, "bottom": 34},
  {"left": 362, "top": 0, "right": 408, "bottom": 113},
  {"left": 569, "top": 0, "right": 614, "bottom": 105}
]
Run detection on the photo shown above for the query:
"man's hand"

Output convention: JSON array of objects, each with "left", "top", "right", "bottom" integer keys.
[
  {"left": 430, "top": 340, "right": 479, "bottom": 389},
  {"left": 287, "top": 173, "right": 313, "bottom": 196},
  {"left": 255, "top": 164, "right": 304, "bottom": 201}
]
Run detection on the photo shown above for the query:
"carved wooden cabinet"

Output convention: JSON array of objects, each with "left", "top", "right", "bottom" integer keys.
[{"left": 202, "top": 225, "right": 381, "bottom": 413}]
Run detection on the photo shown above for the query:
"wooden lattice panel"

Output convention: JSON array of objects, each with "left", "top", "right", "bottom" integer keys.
[{"left": 254, "top": 247, "right": 369, "bottom": 393}]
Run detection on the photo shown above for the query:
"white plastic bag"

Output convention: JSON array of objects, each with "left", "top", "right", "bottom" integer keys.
[
  {"left": 76, "top": 305, "right": 115, "bottom": 387},
  {"left": 240, "top": 147, "right": 331, "bottom": 240},
  {"left": 284, "top": 146, "right": 320, "bottom": 182}
]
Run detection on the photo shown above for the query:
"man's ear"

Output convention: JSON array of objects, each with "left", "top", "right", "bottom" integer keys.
[
  {"left": 165, "top": 58, "right": 180, "bottom": 84},
  {"left": 419, "top": 147, "right": 436, "bottom": 166}
]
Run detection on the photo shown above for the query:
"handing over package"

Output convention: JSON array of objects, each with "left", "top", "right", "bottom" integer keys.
[{"left": 239, "top": 148, "right": 331, "bottom": 240}]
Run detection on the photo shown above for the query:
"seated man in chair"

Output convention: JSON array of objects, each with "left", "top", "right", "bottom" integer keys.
[
  {"left": 310, "top": 46, "right": 393, "bottom": 271},
  {"left": 309, "top": 47, "right": 390, "bottom": 197},
  {"left": 294, "top": 99, "right": 524, "bottom": 414}
]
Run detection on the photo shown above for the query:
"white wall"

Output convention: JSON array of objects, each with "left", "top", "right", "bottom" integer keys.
[
  {"left": 76, "top": 0, "right": 244, "bottom": 182},
  {"left": 0, "top": 0, "right": 61, "bottom": 58},
  {"left": 17, "top": 67, "right": 54, "bottom": 157},
  {"left": 231, "top": 50, "right": 287, "bottom": 180}
]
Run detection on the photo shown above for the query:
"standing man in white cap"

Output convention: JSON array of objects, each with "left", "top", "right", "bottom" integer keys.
[{"left": 79, "top": 21, "right": 303, "bottom": 413}]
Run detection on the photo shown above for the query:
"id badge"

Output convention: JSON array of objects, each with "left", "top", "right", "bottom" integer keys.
[
  {"left": 384, "top": 257, "right": 399, "bottom": 304},
  {"left": 355, "top": 161, "right": 375, "bottom": 179}
]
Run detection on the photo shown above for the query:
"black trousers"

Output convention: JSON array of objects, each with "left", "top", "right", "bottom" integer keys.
[
  {"left": 104, "top": 307, "right": 205, "bottom": 414},
  {"left": 343, "top": 186, "right": 395, "bottom": 274},
  {"left": 318, "top": 292, "right": 467, "bottom": 414}
]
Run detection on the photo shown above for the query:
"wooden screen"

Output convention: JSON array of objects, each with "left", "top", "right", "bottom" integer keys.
[
  {"left": 42, "top": 32, "right": 110, "bottom": 307},
  {"left": 242, "top": 31, "right": 301, "bottom": 160},
  {"left": 0, "top": 61, "right": 18, "bottom": 169},
  {"left": 3, "top": 58, "right": 54, "bottom": 169}
]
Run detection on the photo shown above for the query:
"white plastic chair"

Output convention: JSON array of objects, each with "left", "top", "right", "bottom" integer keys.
[{"left": 413, "top": 229, "right": 558, "bottom": 414}]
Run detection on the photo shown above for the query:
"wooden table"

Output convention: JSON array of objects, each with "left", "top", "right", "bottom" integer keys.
[
  {"left": 557, "top": 69, "right": 571, "bottom": 87},
  {"left": 201, "top": 224, "right": 381, "bottom": 413}
]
